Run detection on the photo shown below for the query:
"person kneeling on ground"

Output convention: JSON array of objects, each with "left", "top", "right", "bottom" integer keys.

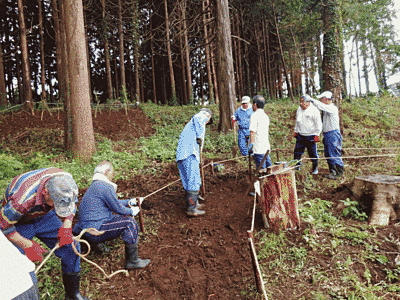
[{"left": 73, "top": 161, "right": 150, "bottom": 269}]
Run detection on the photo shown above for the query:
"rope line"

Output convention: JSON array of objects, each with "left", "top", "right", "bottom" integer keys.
[{"left": 35, "top": 228, "right": 129, "bottom": 278}]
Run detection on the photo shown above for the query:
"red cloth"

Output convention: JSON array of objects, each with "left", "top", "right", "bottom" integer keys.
[{"left": 260, "top": 171, "right": 300, "bottom": 231}]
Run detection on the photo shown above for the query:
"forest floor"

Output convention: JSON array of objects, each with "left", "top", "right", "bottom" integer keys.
[{"left": 0, "top": 108, "right": 399, "bottom": 300}]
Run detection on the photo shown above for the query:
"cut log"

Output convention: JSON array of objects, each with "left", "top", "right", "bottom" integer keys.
[
  {"left": 351, "top": 175, "right": 400, "bottom": 225},
  {"left": 259, "top": 166, "right": 300, "bottom": 231}
]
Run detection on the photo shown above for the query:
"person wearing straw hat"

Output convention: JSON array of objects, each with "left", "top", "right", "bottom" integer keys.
[
  {"left": 308, "top": 91, "right": 345, "bottom": 179},
  {"left": 73, "top": 160, "right": 150, "bottom": 269},
  {"left": 176, "top": 107, "right": 213, "bottom": 217},
  {"left": 231, "top": 95, "right": 254, "bottom": 156},
  {"left": 0, "top": 168, "right": 90, "bottom": 300},
  {"left": 293, "top": 94, "right": 322, "bottom": 174}
]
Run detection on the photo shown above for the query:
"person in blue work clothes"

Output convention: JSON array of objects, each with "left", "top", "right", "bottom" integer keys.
[
  {"left": 248, "top": 95, "right": 272, "bottom": 170},
  {"left": 231, "top": 96, "right": 254, "bottom": 156},
  {"left": 176, "top": 107, "right": 213, "bottom": 217},
  {"left": 0, "top": 168, "right": 90, "bottom": 300},
  {"left": 73, "top": 160, "right": 150, "bottom": 269},
  {"left": 309, "top": 91, "right": 345, "bottom": 179},
  {"left": 293, "top": 94, "right": 322, "bottom": 174}
]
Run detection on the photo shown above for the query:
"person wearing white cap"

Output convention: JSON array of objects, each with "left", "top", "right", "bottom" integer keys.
[
  {"left": 293, "top": 94, "right": 322, "bottom": 174},
  {"left": 231, "top": 96, "right": 254, "bottom": 156},
  {"left": 308, "top": 91, "right": 344, "bottom": 179},
  {"left": 0, "top": 168, "right": 91, "bottom": 300},
  {"left": 176, "top": 107, "right": 213, "bottom": 216}
]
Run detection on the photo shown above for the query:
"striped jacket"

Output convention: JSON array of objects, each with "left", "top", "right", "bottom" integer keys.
[{"left": 0, "top": 167, "right": 63, "bottom": 236}]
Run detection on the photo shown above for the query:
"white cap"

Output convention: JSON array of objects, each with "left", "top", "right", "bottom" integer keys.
[
  {"left": 241, "top": 96, "right": 251, "bottom": 104},
  {"left": 316, "top": 91, "right": 333, "bottom": 99}
]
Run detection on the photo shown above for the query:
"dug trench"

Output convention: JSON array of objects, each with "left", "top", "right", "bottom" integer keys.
[{"left": 1, "top": 108, "right": 399, "bottom": 300}]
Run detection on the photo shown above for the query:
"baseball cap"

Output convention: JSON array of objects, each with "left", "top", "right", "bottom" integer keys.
[
  {"left": 300, "top": 94, "right": 312, "bottom": 102},
  {"left": 316, "top": 91, "right": 333, "bottom": 99},
  {"left": 241, "top": 96, "right": 251, "bottom": 104},
  {"left": 46, "top": 174, "right": 78, "bottom": 217}
]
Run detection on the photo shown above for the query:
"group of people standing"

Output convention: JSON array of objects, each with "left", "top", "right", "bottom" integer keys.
[{"left": 175, "top": 92, "right": 345, "bottom": 217}]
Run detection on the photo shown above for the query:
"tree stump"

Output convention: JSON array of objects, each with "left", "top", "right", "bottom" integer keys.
[
  {"left": 351, "top": 175, "right": 400, "bottom": 225},
  {"left": 258, "top": 165, "right": 300, "bottom": 231}
]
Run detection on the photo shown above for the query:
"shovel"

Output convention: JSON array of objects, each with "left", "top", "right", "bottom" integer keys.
[{"left": 232, "top": 121, "right": 239, "bottom": 157}]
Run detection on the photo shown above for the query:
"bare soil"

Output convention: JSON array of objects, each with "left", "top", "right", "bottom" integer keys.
[{"left": 0, "top": 108, "right": 399, "bottom": 300}]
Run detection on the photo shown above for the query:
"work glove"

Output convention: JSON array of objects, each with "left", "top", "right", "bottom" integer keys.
[
  {"left": 24, "top": 240, "right": 47, "bottom": 262},
  {"left": 58, "top": 227, "right": 73, "bottom": 247},
  {"left": 196, "top": 138, "right": 203, "bottom": 147},
  {"left": 314, "top": 135, "right": 320, "bottom": 142},
  {"left": 248, "top": 143, "right": 254, "bottom": 154},
  {"left": 131, "top": 206, "right": 140, "bottom": 216},
  {"left": 293, "top": 132, "right": 298, "bottom": 138}
]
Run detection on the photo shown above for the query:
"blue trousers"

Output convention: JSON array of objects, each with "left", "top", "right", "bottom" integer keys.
[
  {"left": 323, "top": 129, "right": 344, "bottom": 168},
  {"left": 293, "top": 134, "right": 319, "bottom": 168},
  {"left": 238, "top": 128, "right": 250, "bottom": 156},
  {"left": 177, "top": 154, "right": 201, "bottom": 192},
  {"left": 15, "top": 210, "right": 80, "bottom": 274},
  {"left": 74, "top": 215, "right": 139, "bottom": 245},
  {"left": 253, "top": 153, "right": 272, "bottom": 170}
]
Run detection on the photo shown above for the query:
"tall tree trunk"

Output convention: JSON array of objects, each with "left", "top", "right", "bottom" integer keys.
[
  {"left": 164, "top": 0, "right": 176, "bottom": 103},
  {"left": 101, "top": 0, "right": 113, "bottom": 101},
  {"left": 321, "top": 0, "right": 343, "bottom": 100},
  {"left": 38, "top": 0, "right": 48, "bottom": 107},
  {"left": 53, "top": 0, "right": 72, "bottom": 150},
  {"left": 150, "top": 15, "right": 157, "bottom": 104},
  {"left": 118, "top": 0, "right": 127, "bottom": 99},
  {"left": 203, "top": 0, "right": 214, "bottom": 103},
  {"left": 0, "top": 43, "right": 7, "bottom": 107},
  {"left": 62, "top": 0, "right": 95, "bottom": 161},
  {"left": 17, "top": 0, "right": 34, "bottom": 114},
  {"left": 214, "top": 0, "right": 235, "bottom": 133},
  {"left": 321, "top": 0, "right": 344, "bottom": 130},
  {"left": 181, "top": 0, "right": 193, "bottom": 104},
  {"left": 362, "top": 39, "right": 370, "bottom": 93}
]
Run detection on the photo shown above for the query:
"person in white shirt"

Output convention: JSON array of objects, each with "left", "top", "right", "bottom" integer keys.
[
  {"left": 248, "top": 95, "right": 272, "bottom": 170},
  {"left": 0, "top": 231, "right": 40, "bottom": 300},
  {"left": 308, "top": 91, "right": 344, "bottom": 179},
  {"left": 293, "top": 94, "right": 322, "bottom": 174}
]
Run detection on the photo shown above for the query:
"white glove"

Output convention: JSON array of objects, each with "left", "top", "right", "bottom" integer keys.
[
  {"left": 129, "top": 198, "right": 143, "bottom": 206},
  {"left": 131, "top": 206, "right": 140, "bottom": 216},
  {"left": 129, "top": 198, "right": 137, "bottom": 206},
  {"left": 231, "top": 115, "right": 236, "bottom": 121}
]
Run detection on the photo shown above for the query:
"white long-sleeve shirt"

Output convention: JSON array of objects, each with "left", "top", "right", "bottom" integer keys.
[
  {"left": 294, "top": 104, "right": 322, "bottom": 136},
  {"left": 249, "top": 109, "right": 270, "bottom": 154},
  {"left": 310, "top": 98, "right": 340, "bottom": 132}
]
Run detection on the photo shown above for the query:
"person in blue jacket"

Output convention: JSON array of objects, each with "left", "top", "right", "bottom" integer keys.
[
  {"left": 231, "top": 96, "right": 254, "bottom": 156},
  {"left": 73, "top": 161, "right": 150, "bottom": 269},
  {"left": 176, "top": 108, "right": 213, "bottom": 217}
]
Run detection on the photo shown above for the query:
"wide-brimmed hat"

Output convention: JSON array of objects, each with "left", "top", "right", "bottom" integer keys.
[{"left": 316, "top": 91, "right": 333, "bottom": 99}]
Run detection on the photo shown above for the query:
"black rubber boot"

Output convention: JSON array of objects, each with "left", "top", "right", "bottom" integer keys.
[
  {"left": 91, "top": 242, "right": 110, "bottom": 255},
  {"left": 186, "top": 192, "right": 205, "bottom": 217},
  {"left": 311, "top": 161, "right": 318, "bottom": 174},
  {"left": 62, "top": 273, "right": 90, "bottom": 300},
  {"left": 125, "top": 243, "right": 151, "bottom": 269}
]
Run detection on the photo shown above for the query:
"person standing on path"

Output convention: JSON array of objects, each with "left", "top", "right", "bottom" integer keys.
[
  {"left": 0, "top": 168, "right": 90, "bottom": 300},
  {"left": 309, "top": 91, "right": 345, "bottom": 179},
  {"left": 231, "top": 96, "right": 254, "bottom": 156},
  {"left": 73, "top": 160, "right": 150, "bottom": 269},
  {"left": 248, "top": 95, "right": 272, "bottom": 171},
  {"left": 293, "top": 94, "right": 322, "bottom": 174},
  {"left": 176, "top": 108, "right": 213, "bottom": 217}
]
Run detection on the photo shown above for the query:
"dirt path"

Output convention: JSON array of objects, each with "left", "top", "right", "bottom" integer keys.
[{"left": 88, "top": 165, "right": 261, "bottom": 300}]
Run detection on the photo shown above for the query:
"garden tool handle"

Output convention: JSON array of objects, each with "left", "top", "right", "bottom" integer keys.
[{"left": 137, "top": 198, "right": 145, "bottom": 233}]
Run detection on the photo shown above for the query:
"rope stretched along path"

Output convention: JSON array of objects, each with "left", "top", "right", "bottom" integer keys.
[{"left": 35, "top": 228, "right": 129, "bottom": 278}]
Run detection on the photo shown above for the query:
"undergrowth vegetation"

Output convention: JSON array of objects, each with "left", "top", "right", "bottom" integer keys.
[{"left": 0, "top": 94, "right": 399, "bottom": 299}]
